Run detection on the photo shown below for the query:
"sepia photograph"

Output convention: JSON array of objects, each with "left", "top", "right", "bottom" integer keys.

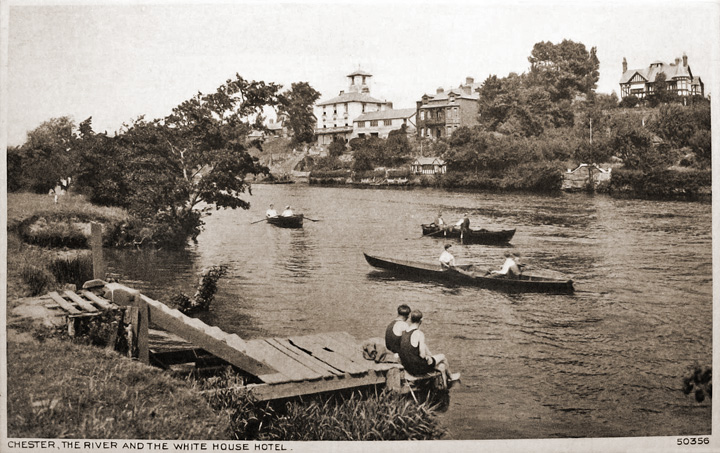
[{"left": 2, "top": 1, "right": 717, "bottom": 451}]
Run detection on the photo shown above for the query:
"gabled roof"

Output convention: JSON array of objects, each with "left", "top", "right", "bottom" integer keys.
[
  {"left": 413, "top": 157, "right": 445, "bottom": 166},
  {"left": 353, "top": 108, "right": 416, "bottom": 122},
  {"left": 316, "top": 91, "right": 387, "bottom": 106},
  {"left": 620, "top": 60, "right": 694, "bottom": 84},
  {"left": 422, "top": 87, "right": 479, "bottom": 102}
]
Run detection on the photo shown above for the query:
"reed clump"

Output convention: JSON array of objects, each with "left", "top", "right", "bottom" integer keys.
[{"left": 193, "top": 370, "right": 445, "bottom": 440}]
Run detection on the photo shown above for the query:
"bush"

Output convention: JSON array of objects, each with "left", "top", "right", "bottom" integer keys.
[
  {"left": 47, "top": 254, "right": 94, "bottom": 289},
  {"left": 20, "top": 264, "right": 55, "bottom": 296},
  {"left": 609, "top": 168, "right": 711, "bottom": 199}
]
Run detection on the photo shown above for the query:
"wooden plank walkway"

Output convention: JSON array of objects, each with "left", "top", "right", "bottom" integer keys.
[{"left": 42, "top": 283, "right": 449, "bottom": 401}]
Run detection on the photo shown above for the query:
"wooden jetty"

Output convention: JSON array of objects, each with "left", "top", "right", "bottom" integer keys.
[{"left": 39, "top": 282, "right": 448, "bottom": 401}]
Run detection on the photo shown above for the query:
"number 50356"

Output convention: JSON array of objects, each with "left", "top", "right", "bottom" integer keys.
[{"left": 677, "top": 437, "right": 710, "bottom": 445}]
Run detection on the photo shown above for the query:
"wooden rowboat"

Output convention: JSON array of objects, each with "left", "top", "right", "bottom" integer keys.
[
  {"left": 363, "top": 253, "right": 574, "bottom": 294},
  {"left": 421, "top": 224, "right": 515, "bottom": 244},
  {"left": 267, "top": 214, "right": 304, "bottom": 228}
]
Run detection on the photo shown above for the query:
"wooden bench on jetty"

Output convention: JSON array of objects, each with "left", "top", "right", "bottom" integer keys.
[{"left": 39, "top": 282, "right": 448, "bottom": 401}]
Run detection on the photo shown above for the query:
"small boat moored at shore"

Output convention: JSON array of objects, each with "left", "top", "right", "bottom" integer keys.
[
  {"left": 267, "top": 214, "right": 304, "bottom": 228},
  {"left": 363, "top": 253, "right": 574, "bottom": 294},
  {"left": 421, "top": 224, "right": 515, "bottom": 245}
]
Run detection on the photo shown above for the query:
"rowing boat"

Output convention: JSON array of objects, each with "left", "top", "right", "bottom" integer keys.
[
  {"left": 421, "top": 224, "right": 515, "bottom": 244},
  {"left": 267, "top": 214, "right": 304, "bottom": 228},
  {"left": 363, "top": 253, "right": 574, "bottom": 294}
]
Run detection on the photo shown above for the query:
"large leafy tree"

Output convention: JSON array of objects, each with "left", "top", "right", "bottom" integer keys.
[
  {"left": 278, "top": 82, "right": 321, "bottom": 144},
  {"left": 8, "top": 116, "right": 79, "bottom": 193},
  {"left": 116, "top": 75, "right": 281, "bottom": 245},
  {"left": 528, "top": 39, "right": 600, "bottom": 102}
]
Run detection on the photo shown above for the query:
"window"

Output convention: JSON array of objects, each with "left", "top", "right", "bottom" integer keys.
[
  {"left": 362, "top": 103, "right": 366, "bottom": 113},
  {"left": 383, "top": 119, "right": 393, "bottom": 126},
  {"left": 371, "top": 132, "right": 379, "bottom": 137},
  {"left": 358, "top": 121, "right": 365, "bottom": 128},
  {"left": 420, "top": 111, "right": 425, "bottom": 120},
  {"left": 370, "top": 120, "right": 378, "bottom": 127}
]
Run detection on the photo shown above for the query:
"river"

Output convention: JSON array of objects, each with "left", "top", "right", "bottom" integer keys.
[{"left": 105, "top": 184, "right": 712, "bottom": 440}]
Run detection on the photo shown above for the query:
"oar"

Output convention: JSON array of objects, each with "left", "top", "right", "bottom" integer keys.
[
  {"left": 250, "top": 218, "right": 269, "bottom": 224},
  {"left": 305, "top": 218, "right": 322, "bottom": 222},
  {"left": 424, "top": 227, "right": 448, "bottom": 237}
]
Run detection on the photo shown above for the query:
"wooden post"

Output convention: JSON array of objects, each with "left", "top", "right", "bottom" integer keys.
[
  {"left": 90, "top": 222, "right": 106, "bottom": 280},
  {"left": 134, "top": 294, "right": 149, "bottom": 364}
]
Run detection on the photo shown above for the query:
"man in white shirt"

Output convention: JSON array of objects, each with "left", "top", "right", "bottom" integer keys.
[
  {"left": 266, "top": 204, "right": 278, "bottom": 218},
  {"left": 439, "top": 244, "right": 456, "bottom": 268},
  {"left": 282, "top": 206, "right": 294, "bottom": 217},
  {"left": 491, "top": 252, "right": 521, "bottom": 277}
]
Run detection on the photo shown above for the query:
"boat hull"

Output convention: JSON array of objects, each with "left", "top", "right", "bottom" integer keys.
[
  {"left": 421, "top": 224, "right": 515, "bottom": 244},
  {"left": 267, "top": 214, "right": 304, "bottom": 228},
  {"left": 363, "top": 253, "right": 574, "bottom": 294}
]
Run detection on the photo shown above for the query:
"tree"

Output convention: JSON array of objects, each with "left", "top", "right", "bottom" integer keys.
[
  {"left": 117, "top": 75, "right": 281, "bottom": 246},
  {"left": 384, "top": 125, "right": 412, "bottom": 167},
  {"left": 528, "top": 40, "right": 600, "bottom": 102},
  {"left": 328, "top": 138, "right": 346, "bottom": 158},
  {"left": 10, "top": 116, "right": 79, "bottom": 193},
  {"left": 278, "top": 82, "right": 321, "bottom": 144}
]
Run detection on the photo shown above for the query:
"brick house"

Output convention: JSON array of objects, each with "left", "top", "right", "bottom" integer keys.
[
  {"left": 619, "top": 54, "right": 704, "bottom": 100},
  {"left": 416, "top": 77, "right": 481, "bottom": 140}
]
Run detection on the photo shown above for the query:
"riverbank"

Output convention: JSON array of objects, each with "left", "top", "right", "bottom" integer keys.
[
  {"left": 305, "top": 166, "right": 711, "bottom": 202},
  {"left": 5, "top": 192, "right": 446, "bottom": 440}
]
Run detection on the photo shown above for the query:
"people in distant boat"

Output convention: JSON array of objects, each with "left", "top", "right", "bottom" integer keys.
[
  {"left": 433, "top": 212, "right": 446, "bottom": 229},
  {"left": 455, "top": 213, "right": 470, "bottom": 231},
  {"left": 439, "top": 244, "right": 456, "bottom": 268},
  {"left": 266, "top": 204, "right": 278, "bottom": 218},
  {"left": 399, "top": 310, "right": 456, "bottom": 389},
  {"left": 491, "top": 252, "right": 521, "bottom": 277},
  {"left": 282, "top": 205, "right": 294, "bottom": 217},
  {"left": 385, "top": 304, "right": 411, "bottom": 355}
]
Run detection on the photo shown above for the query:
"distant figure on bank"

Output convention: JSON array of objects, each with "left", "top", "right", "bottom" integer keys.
[
  {"left": 266, "top": 204, "right": 278, "bottom": 218},
  {"left": 399, "top": 310, "right": 456, "bottom": 389},
  {"left": 385, "top": 304, "right": 411, "bottom": 354},
  {"left": 439, "top": 244, "right": 456, "bottom": 269},
  {"left": 491, "top": 252, "right": 521, "bottom": 277},
  {"left": 49, "top": 189, "right": 58, "bottom": 204},
  {"left": 282, "top": 206, "right": 294, "bottom": 217}
]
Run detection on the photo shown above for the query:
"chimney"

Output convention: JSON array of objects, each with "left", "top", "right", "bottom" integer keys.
[
  {"left": 339, "top": 90, "right": 344, "bottom": 95},
  {"left": 465, "top": 76, "right": 474, "bottom": 85},
  {"left": 436, "top": 87, "right": 444, "bottom": 94},
  {"left": 622, "top": 57, "right": 627, "bottom": 73},
  {"left": 683, "top": 53, "right": 688, "bottom": 67}
]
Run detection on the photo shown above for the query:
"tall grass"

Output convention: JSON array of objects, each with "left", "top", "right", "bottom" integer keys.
[
  {"left": 194, "top": 370, "right": 445, "bottom": 440},
  {"left": 7, "top": 338, "right": 231, "bottom": 439},
  {"left": 47, "top": 254, "right": 94, "bottom": 289}
]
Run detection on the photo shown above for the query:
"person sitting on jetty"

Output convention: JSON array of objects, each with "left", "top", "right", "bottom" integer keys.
[
  {"left": 385, "top": 304, "right": 411, "bottom": 355},
  {"left": 439, "top": 244, "right": 456, "bottom": 269},
  {"left": 490, "top": 252, "right": 522, "bottom": 278},
  {"left": 266, "top": 204, "right": 278, "bottom": 218},
  {"left": 282, "top": 206, "right": 294, "bottom": 217},
  {"left": 399, "top": 310, "right": 457, "bottom": 389}
]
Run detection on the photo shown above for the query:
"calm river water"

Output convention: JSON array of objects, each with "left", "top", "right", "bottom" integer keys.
[{"left": 106, "top": 184, "right": 712, "bottom": 440}]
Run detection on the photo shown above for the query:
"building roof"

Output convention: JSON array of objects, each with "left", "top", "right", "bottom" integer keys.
[
  {"left": 413, "top": 157, "right": 445, "bottom": 166},
  {"left": 316, "top": 91, "right": 388, "bottom": 106},
  {"left": 347, "top": 69, "right": 373, "bottom": 77},
  {"left": 353, "top": 108, "right": 416, "bottom": 122},
  {"left": 422, "top": 87, "right": 479, "bottom": 103},
  {"left": 620, "top": 59, "right": 693, "bottom": 84}
]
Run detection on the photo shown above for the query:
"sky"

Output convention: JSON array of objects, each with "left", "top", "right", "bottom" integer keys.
[{"left": 3, "top": 0, "right": 720, "bottom": 146}]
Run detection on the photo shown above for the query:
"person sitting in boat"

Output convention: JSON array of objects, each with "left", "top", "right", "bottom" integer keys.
[
  {"left": 266, "top": 204, "right": 278, "bottom": 218},
  {"left": 454, "top": 213, "right": 470, "bottom": 232},
  {"left": 385, "top": 304, "right": 411, "bottom": 355},
  {"left": 399, "top": 310, "right": 457, "bottom": 389},
  {"left": 490, "top": 252, "right": 521, "bottom": 278},
  {"left": 282, "top": 205, "right": 294, "bottom": 217},
  {"left": 439, "top": 244, "right": 456, "bottom": 269},
  {"left": 433, "top": 212, "right": 447, "bottom": 230}
]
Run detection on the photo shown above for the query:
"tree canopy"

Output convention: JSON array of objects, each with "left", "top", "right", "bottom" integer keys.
[{"left": 278, "top": 82, "right": 321, "bottom": 144}]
